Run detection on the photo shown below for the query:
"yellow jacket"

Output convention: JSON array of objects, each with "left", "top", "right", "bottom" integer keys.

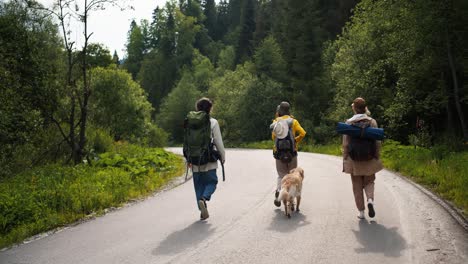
[{"left": 271, "top": 115, "right": 307, "bottom": 151}]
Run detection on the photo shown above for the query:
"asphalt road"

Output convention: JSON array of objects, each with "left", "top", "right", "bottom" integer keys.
[{"left": 1, "top": 149, "right": 467, "bottom": 264}]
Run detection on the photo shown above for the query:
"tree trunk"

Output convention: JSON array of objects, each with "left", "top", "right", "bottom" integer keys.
[
  {"left": 442, "top": 71, "right": 455, "bottom": 134},
  {"left": 77, "top": 0, "right": 90, "bottom": 164},
  {"left": 446, "top": 32, "right": 468, "bottom": 140}
]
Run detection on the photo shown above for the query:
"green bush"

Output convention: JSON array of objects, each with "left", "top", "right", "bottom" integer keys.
[
  {"left": 141, "top": 124, "right": 169, "bottom": 147},
  {"left": 310, "top": 122, "right": 337, "bottom": 145},
  {"left": 0, "top": 125, "right": 69, "bottom": 179},
  {"left": 87, "top": 127, "right": 114, "bottom": 154},
  {"left": 0, "top": 143, "right": 184, "bottom": 249}
]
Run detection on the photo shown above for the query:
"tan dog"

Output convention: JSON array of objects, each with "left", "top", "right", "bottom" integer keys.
[{"left": 276, "top": 167, "right": 305, "bottom": 218}]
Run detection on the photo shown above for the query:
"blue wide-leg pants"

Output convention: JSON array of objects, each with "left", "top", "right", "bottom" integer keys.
[{"left": 192, "top": 169, "right": 218, "bottom": 209}]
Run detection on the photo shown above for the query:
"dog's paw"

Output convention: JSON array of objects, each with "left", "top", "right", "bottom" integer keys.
[{"left": 287, "top": 213, "right": 291, "bottom": 219}]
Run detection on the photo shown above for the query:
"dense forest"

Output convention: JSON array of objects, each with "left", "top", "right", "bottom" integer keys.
[{"left": 1, "top": 0, "right": 467, "bottom": 177}]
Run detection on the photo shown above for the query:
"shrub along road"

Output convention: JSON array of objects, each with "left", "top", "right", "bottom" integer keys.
[{"left": 0, "top": 149, "right": 467, "bottom": 263}]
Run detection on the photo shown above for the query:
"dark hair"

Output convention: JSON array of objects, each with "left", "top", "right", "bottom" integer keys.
[
  {"left": 196, "top": 97, "right": 213, "bottom": 114},
  {"left": 278, "top": 101, "right": 290, "bottom": 116},
  {"left": 352, "top": 97, "right": 367, "bottom": 114}
]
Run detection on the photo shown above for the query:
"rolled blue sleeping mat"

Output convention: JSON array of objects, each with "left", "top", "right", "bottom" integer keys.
[{"left": 336, "top": 122, "right": 385, "bottom": 140}]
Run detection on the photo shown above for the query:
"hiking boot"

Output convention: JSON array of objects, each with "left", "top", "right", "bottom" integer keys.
[
  {"left": 368, "top": 202, "right": 375, "bottom": 218},
  {"left": 274, "top": 191, "right": 281, "bottom": 207},
  {"left": 199, "top": 199, "right": 209, "bottom": 220}
]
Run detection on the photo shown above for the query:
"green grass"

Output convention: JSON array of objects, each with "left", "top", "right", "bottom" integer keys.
[
  {"left": 0, "top": 143, "right": 184, "bottom": 249},
  {"left": 237, "top": 140, "right": 342, "bottom": 155},
  {"left": 236, "top": 140, "right": 272, "bottom": 149},
  {"left": 236, "top": 140, "right": 467, "bottom": 216},
  {"left": 379, "top": 140, "right": 468, "bottom": 216}
]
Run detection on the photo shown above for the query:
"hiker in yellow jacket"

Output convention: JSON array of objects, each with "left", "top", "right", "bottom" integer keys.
[{"left": 270, "top": 102, "right": 306, "bottom": 207}]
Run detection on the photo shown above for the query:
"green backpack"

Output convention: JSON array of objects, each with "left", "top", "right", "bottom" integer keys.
[{"left": 183, "top": 111, "right": 213, "bottom": 166}]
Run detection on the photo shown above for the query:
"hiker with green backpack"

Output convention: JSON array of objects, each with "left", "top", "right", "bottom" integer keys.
[
  {"left": 342, "top": 97, "right": 383, "bottom": 219},
  {"left": 270, "top": 102, "right": 307, "bottom": 207},
  {"left": 183, "top": 98, "right": 225, "bottom": 220}
]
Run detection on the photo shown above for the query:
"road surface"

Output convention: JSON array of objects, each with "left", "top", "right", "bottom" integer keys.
[{"left": 1, "top": 149, "right": 467, "bottom": 264}]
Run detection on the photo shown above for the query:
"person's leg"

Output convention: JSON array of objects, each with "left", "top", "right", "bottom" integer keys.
[
  {"left": 275, "top": 156, "right": 297, "bottom": 190},
  {"left": 290, "top": 156, "right": 298, "bottom": 169},
  {"left": 363, "top": 174, "right": 375, "bottom": 201},
  {"left": 275, "top": 159, "right": 289, "bottom": 207},
  {"left": 364, "top": 174, "right": 376, "bottom": 217},
  {"left": 196, "top": 170, "right": 218, "bottom": 220},
  {"left": 192, "top": 172, "right": 204, "bottom": 209},
  {"left": 201, "top": 169, "right": 218, "bottom": 201},
  {"left": 351, "top": 175, "right": 366, "bottom": 218},
  {"left": 275, "top": 160, "right": 288, "bottom": 191}
]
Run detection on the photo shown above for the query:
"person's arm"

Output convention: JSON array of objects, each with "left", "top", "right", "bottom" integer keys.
[
  {"left": 270, "top": 119, "right": 277, "bottom": 141},
  {"left": 212, "top": 120, "right": 226, "bottom": 163},
  {"left": 293, "top": 119, "right": 306, "bottom": 145},
  {"left": 342, "top": 135, "right": 349, "bottom": 159}
]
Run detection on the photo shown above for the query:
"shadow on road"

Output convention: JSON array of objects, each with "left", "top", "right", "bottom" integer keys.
[
  {"left": 353, "top": 220, "right": 407, "bottom": 257},
  {"left": 268, "top": 209, "right": 311, "bottom": 233},
  {"left": 152, "top": 221, "right": 216, "bottom": 256}
]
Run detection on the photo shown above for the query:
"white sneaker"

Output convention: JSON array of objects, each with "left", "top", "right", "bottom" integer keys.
[{"left": 357, "top": 211, "right": 365, "bottom": 219}]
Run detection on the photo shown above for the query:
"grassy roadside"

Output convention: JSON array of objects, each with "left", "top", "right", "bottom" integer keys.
[
  {"left": 379, "top": 140, "right": 467, "bottom": 217},
  {"left": 239, "top": 140, "right": 467, "bottom": 217},
  {"left": 0, "top": 142, "right": 184, "bottom": 249}
]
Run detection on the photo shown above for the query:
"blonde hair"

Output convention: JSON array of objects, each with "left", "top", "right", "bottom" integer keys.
[{"left": 365, "top": 107, "right": 371, "bottom": 116}]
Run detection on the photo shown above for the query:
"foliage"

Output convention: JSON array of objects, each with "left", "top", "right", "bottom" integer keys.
[
  {"left": 137, "top": 3, "right": 201, "bottom": 109},
  {"left": 0, "top": 0, "right": 64, "bottom": 176},
  {"left": 80, "top": 43, "right": 114, "bottom": 69},
  {"left": 89, "top": 65, "right": 153, "bottom": 141},
  {"left": 208, "top": 62, "right": 254, "bottom": 142},
  {"left": 254, "top": 35, "right": 288, "bottom": 84},
  {"left": 380, "top": 140, "right": 468, "bottom": 216},
  {"left": 237, "top": 0, "right": 255, "bottom": 63},
  {"left": 327, "top": 0, "right": 467, "bottom": 142},
  {"left": 123, "top": 20, "right": 146, "bottom": 80},
  {"left": 0, "top": 144, "right": 184, "bottom": 249},
  {"left": 217, "top": 45, "right": 236, "bottom": 71},
  {"left": 86, "top": 127, "right": 114, "bottom": 154},
  {"left": 158, "top": 69, "right": 202, "bottom": 142},
  {"left": 140, "top": 124, "right": 169, "bottom": 148}
]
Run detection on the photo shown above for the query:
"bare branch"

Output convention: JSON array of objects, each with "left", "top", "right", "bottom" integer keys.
[
  {"left": 86, "top": 0, "right": 121, "bottom": 12},
  {"left": 86, "top": 32, "right": 94, "bottom": 41},
  {"left": 50, "top": 115, "right": 72, "bottom": 146}
]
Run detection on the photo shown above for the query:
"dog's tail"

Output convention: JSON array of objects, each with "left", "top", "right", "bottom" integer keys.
[{"left": 276, "top": 189, "right": 288, "bottom": 202}]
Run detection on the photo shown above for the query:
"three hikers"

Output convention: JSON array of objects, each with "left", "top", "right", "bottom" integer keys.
[{"left": 184, "top": 97, "right": 383, "bottom": 221}]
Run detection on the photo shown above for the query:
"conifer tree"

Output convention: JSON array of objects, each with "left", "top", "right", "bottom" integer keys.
[
  {"left": 228, "top": 0, "right": 242, "bottom": 29},
  {"left": 202, "top": 0, "right": 217, "bottom": 39},
  {"left": 123, "top": 20, "right": 145, "bottom": 80},
  {"left": 216, "top": 0, "right": 230, "bottom": 40},
  {"left": 237, "top": 0, "right": 255, "bottom": 63},
  {"left": 112, "top": 51, "right": 120, "bottom": 65}
]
